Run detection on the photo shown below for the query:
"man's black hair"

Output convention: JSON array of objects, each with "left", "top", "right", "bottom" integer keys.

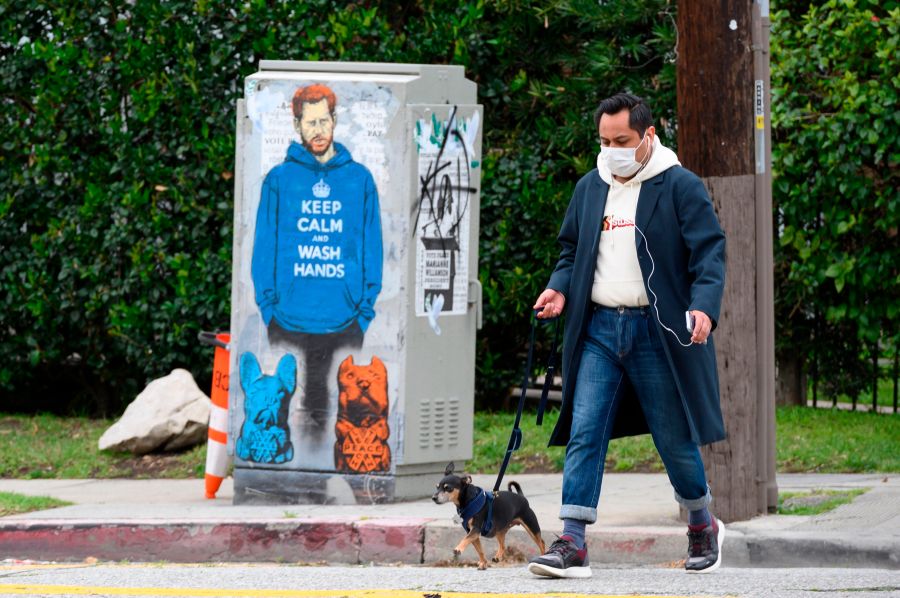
[{"left": 593, "top": 93, "right": 653, "bottom": 137}]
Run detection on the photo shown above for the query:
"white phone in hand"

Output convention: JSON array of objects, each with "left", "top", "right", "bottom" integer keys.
[{"left": 685, "top": 311, "right": 695, "bottom": 334}]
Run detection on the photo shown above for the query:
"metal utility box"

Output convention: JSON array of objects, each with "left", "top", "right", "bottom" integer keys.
[{"left": 228, "top": 61, "right": 483, "bottom": 504}]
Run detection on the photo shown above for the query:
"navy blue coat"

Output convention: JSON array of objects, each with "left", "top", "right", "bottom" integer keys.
[{"left": 546, "top": 166, "right": 727, "bottom": 447}]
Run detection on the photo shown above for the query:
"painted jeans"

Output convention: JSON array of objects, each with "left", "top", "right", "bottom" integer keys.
[{"left": 560, "top": 305, "right": 711, "bottom": 523}]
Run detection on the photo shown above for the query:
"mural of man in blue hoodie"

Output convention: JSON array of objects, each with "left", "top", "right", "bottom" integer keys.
[{"left": 251, "top": 83, "right": 383, "bottom": 431}]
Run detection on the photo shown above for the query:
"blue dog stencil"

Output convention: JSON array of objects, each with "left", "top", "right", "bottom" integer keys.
[{"left": 236, "top": 352, "right": 296, "bottom": 464}]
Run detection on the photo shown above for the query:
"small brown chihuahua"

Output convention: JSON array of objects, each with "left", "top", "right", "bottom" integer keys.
[{"left": 432, "top": 462, "right": 546, "bottom": 570}]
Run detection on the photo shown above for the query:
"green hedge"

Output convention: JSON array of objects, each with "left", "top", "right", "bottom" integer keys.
[
  {"left": 771, "top": 0, "right": 899, "bottom": 399},
  {"left": 2, "top": 1, "right": 895, "bottom": 414},
  {"left": 0, "top": 1, "right": 675, "bottom": 414}
]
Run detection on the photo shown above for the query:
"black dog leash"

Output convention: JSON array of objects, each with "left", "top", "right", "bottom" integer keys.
[{"left": 492, "top": 308, "right": 562, "bottom": 494}]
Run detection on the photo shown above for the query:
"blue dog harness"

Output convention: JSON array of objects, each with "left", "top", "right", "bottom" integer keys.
[{"left": 457, "top": 488, "right": 495, "bottom": 536}]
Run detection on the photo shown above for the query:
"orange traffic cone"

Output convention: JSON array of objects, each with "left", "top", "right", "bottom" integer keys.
[{"left": 199, "top": 331, "right": 231, "bottom": 499}]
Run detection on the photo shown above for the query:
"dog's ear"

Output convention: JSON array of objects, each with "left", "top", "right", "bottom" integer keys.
[
  {"left": 239, "top": 352, "right": 262, "bottom": 388},
  {"left": 444, "top": 461, "right": 455, "bottom": 475},
  {"left": 276, "top": 353, "right": 297, "bottom": 394}
]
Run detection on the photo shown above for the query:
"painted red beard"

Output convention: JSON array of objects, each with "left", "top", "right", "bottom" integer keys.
[{"left": 305, "top": 136, "right": 331, "bottom": 156}]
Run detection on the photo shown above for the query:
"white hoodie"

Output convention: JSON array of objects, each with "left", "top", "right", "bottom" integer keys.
[{"left": 591, "top": 136, "right": 681, "bottom": 307}]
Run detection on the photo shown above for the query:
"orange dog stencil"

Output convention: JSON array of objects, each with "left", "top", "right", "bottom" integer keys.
[{"left": 334, "top": 355, "right": 391, "bottom": 473}]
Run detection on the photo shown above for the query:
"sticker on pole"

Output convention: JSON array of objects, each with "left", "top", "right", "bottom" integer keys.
[{"left": 755, "top": 80, "right": 765, "bottom": 130}]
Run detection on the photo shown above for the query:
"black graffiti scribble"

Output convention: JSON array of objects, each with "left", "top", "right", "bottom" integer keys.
[{"left": 413, "top": 105, "right": 477, "bottom": 255}]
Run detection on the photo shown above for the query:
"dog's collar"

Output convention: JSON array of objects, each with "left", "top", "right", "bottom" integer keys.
[{"left": 457, "top": 488, "right": 494, "bottom": 536}]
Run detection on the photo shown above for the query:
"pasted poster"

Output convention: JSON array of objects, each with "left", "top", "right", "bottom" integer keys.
[
  {"left": 413, "top": 108, "right": 480, "bottom": 320},
  {"left": 233, "top": 78, "right": 401, "bottom": 489}
]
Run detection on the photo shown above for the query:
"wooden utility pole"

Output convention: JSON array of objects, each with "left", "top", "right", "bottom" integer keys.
[{"left": 676, "top": 0, "right": 777, "bottom": 521}]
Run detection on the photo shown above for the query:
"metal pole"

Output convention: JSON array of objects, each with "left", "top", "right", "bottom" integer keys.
[
  {"left": 752, "top": 0, "right": 778, "bottom": 512},
  {"left": 813, "top": 310, "right": 819, "bottom": 407},
  {"left": 872, "top": 343, "right": 878, "bottom": 413},
  {"left": 893, "top": 349, "right": 898, "bottom": 414}
]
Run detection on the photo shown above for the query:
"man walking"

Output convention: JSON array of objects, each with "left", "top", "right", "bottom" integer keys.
[{"left": 529, "top": 93, "right": 727, "bottom": 578}]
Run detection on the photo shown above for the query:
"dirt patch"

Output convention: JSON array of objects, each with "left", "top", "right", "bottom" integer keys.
[
  {"left": 427, "top": 544, "right": 537, "bottom": 569},
  {"left": 516, "top": 453, "right": 558, "bottom": 474},
  {"left": 428, "top": 557, "right": 528, "bottom": 569},
  {"left": 12, "top": 453, "right": 196, "bottom": 479},
  {"left": 0, "top": 418, "right": 24, "bottom": 434},
  {"left": 780, "top": 489, "right": 861, "bottom": 511},
  {"left": 781, "top": 493, "right": 834, "bottom": 509},
  {"left": 105, "top": 453, "right": 197, "bottom": 478},
  {"left": 495, "top": 544, "right": 530, "bottom": 564},
  {"left": 17, "top": 465, "right": 55, "bottom": 477}
]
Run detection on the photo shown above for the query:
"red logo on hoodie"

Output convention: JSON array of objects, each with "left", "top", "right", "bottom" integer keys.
[{"left": 602, "top": 215, "right": 635, "bottom": 231}]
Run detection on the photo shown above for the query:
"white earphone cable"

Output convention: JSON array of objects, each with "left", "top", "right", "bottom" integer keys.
[{"left": 633, "top": 223, "right": 693, "bottom": 348}]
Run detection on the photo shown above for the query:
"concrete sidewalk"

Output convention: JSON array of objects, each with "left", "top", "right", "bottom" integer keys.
[{"left": 0, "top": 473, "right": 897, "bottom": 569}]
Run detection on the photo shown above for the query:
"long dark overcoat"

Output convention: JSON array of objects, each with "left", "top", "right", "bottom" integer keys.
[{"left": 546, "top": 166, "right": 727, "bottom": 447}]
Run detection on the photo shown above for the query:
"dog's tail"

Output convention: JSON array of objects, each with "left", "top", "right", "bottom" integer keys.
[
  {"left": 508, "top": 481, "right": 524, "bottom": 495},
  {"left": 520, "top": 502, "right": 542, "bottom": 536}
]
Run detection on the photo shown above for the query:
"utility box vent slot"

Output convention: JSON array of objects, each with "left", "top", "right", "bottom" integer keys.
[{"left": 419, "top": 397, "right": 460, "bottom": 451}]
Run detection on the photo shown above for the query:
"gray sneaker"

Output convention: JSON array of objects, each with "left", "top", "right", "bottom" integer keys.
[
  {"left": 685, "top": 517, "right": 725, "bottom": 573},
  {"left": 527, "top": 535, "right": 591, "bottom": 579}
]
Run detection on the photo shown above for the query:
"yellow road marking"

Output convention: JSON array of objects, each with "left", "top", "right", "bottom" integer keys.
[{"left": 0, "top": 584, "right": 699, "bottom": 598}]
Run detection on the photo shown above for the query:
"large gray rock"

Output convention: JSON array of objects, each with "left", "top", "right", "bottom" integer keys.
[{"left": 99, "top": 369, "right": 211, "bottom": 454}]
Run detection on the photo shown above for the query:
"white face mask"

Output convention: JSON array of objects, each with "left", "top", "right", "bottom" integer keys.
[{"left": 599, "top": 134, "right": 650, "bottom": 177}]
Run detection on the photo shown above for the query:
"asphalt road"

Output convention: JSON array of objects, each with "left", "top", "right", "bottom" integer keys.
[{"left": 0, "top": 562, "right": 899, "bottom": 597}]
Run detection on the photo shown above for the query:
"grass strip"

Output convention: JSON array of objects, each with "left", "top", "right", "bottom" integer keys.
[
  {"left": 0, "top": 491, "right": 71, "bottom": 516},
  {"left": 469, "top": 408, "right": 664, "bottom": 474},
  {"left": 470, "top": 405, "right": 899, "bottom": 474},
  {"left": 776, "top": 406, "right": 899, "bottom": 472},
  {"left": 777, "top": 488, "right": 868, "bottom": 516},
  {"left": 0, "top": 413, "right": 206, "bottom": 479},
  {"left": 1, "top": 405, "right": 897, "bottom": 479}
]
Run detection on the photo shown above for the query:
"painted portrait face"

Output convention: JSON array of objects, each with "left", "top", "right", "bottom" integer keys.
[{"left": 296, "top": 99, "right": 335, "bottom": 156}]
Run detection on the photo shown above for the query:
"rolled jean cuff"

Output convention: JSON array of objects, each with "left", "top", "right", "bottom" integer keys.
[
  {"left": 559, "top": 504, "right": 597, "bottom": 523},
  {"left": 674, "top": 487, "right": 712, "bottom": 510}
]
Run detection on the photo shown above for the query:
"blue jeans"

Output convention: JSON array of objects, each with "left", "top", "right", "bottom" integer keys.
[{"left": 560, "top": 305, "right": 711, "bottom": 523}]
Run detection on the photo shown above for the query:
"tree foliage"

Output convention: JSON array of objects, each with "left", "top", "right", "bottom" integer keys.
[
  {"left": 2, "top": 0, "right": 895, "bottom": 415},
  {"left": 771, "top": 0, "right": 899, "bottom": 398},
  {"left": 0, "top": 0, "right": 677, "bottom": 414}
]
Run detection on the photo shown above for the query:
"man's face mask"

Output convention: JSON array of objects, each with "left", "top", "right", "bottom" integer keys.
[{"left": 600, "top": 133, "right": 650, "bottom": 177}]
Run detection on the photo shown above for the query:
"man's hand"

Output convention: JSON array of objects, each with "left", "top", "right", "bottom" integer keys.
[
  {"left": 689, "top": 310, "right": 712, "bottom": 344},
  {"left": 534, "top": 289, "right": 566, "bottom": 319}
]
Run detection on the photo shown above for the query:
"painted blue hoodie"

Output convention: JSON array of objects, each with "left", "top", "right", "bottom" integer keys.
[{"left": 251, "top": 141, "right": 383, "bottom": 334}]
